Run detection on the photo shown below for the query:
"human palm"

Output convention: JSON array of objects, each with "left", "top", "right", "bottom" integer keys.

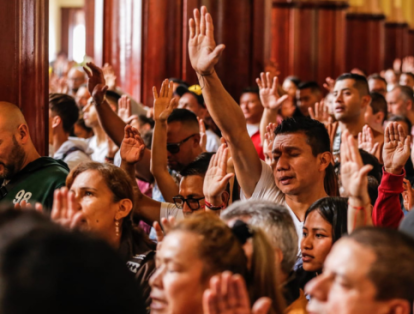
[
  {"left": 84, "top": 62, "right": 107, "bottom": 104},
  {"left": 120, "top": 126, "right": 145, "bottom": 164},
  {"left": 153, "top": 80, "right": 176, "bottom": 121},
  {"left": 188, "top": 7, "right": 225, "bottom": 75},
  {"left": 383, "top": 122, "right": 410, "bottom": 174}
]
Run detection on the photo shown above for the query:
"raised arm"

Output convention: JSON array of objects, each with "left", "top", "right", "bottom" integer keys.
[
  {"left": 188, "top": 6, "right": 261, "bottom": 197},
  {"left": 372, "top": 122, "right": 410, "bottom": 228},
  {"left": 150, "top": 80, "right": 179, "bottom": 202},
  {"left": 120, "top": 125, "right": 163, "bottom": 224},
  {"left": 257, "top": 73, "right": 288, "bottom": 145},
  {"left": 340, "top": 130, "right": 373, "bottom": 233},
  {"left": 84, "top": 62, "right": 153, "bottom": 182}
]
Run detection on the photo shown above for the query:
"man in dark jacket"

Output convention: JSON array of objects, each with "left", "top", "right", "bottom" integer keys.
[{"left": 0, "top": 102, "right": 68, "bottom": 212}]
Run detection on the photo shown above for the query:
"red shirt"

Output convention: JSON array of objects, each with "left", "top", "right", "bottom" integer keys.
[
  {"left": 372, "top": 168, "right": 405, "bottom": 229},
  {"left": 251, "top": 131, "right": 264, "bottom": 160}
]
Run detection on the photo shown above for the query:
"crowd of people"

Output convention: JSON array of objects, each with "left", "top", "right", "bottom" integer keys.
[{"left": 1, "top": 5, "right": 414, "bottom": 314}]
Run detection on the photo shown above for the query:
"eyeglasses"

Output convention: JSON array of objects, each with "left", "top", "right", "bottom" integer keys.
[
  {"left": 167, "top": 134, "right": 197, "bottom": 154},
  {"left": 173, "top": 195, "right": 205, "bottom": 211}
]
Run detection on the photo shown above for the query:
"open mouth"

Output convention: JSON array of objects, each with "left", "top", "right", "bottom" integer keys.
[
  {"left": 302, "top": 253, "right": 314, "bottom": 262},
  {"left": 279, "top": 176, "right": 294, "bottom": 185}
]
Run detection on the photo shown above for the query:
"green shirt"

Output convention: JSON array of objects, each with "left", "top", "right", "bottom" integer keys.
[{"left": 0, "top": 157, "right": 69, "bottom": 213}]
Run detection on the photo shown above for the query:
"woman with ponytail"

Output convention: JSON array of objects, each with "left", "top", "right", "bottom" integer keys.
[{"left": 149, "top": 213, "right": 285, "bottom": 314}]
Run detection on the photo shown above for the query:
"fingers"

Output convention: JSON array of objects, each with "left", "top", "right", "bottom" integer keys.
[
  {"left": 83, "top": 66, "right": 92, "bottom": 78},
  {"left": 202, "top": 289, "right": 217, "bottom": 314},
  {"left": 153, "top": 86, "right": 159, "bottom": 100},
  {"left": 189, "top": 18, "right": 195, "bottom": 39},
  {"left": 212, "top": 44, "right": 226, "bottom": 60},
  {"left": 51, "top": 189, "right": 62, "bottom": 220},
  {"left": 256, "top": 77, "right": 263, "bottom": 89},
  {"left": 198, "top": 118, "right": 206, "bottom": 133},
  {"left": 252, "top": 298, "right": 272, "bottom": 314},
  {"left": 194, "top": 8, "right": 200, "bottom": 36},
  {"left": 67, "top": 190, "right": 78, "bottom": 220},
  {"left": 35, "top": 202, "right": 43, "bottom": 213},
  {"left": 70, "top": 211, "right": 85, "bottom": 230},
  {"left": 153, "top": 221, "right": 165, "bottom": 243},
  {"left": 205, "top": 11, "right": 215, "bottom": 39},
  {"left": 232, "top": 274, "right": 251, "bottom": 309},
  {"left": 359, "top": 164, "right": 374, "bottom": 178},
  {"left": 200, "top": 5, "right": 206, "bottom": 36},
  {"left": 308, "top": 107, "right": 315, "bottom": 120}
]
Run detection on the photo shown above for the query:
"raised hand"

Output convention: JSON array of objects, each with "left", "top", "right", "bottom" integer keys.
[
  {"left": 120, "top": 125, "right": 145, "bottom": 164},
  {"left": 358, "top": 125, "right": 379, "bottom": 156},
  {"left": 323, "top": 77, "right": 335, "bottom": 93},
  {"left": 199, "top": 117, "right": 207, "bottom": 152},
  {"left": 153, "top": 216, "right": 176, "bottom": 250},
  {"left": 102, "top": 63, "right": 117, "bottom": 90},
  {"left": 402, "top": 179, "right": 414, "bottom": 212},
  {"left": 203, "top": 144, "right": 234, "bottom": 204},
  {"left": 308, "top": 101, "right": 332, "bottom": 124},
  {"left": 83, "top": 62, "right": 108, "bottom": 105},
  {"left": 340, "top": 130, "right": 373, "bottom": 202},
  {"left": 402, "top": 56, "right": 414, "bottom": 73},
  {"left": 14, "top": 200, "right": 43, "bottom": 213},
  {"left": 188, "top": 6, "right": 226, "bottom": 76},
  {"left": 393, "top": 58, "right": 402, "bottom": 73},
  {"left": 383, "top": 122, "right": 411, "bottom": 175},
  {"left": 118, "top": 95, "right": 132, "bottom": 122},
  {"left": 203, "top": 272, "right": 272, "bottom": 314},
  {"left": 51, "top": 187, "right": 84, "bottom": 229},
  {"left": 153, "top": 80, "right": 177, "bottom": 122},
  {"left": 264, "top": 123, "right": 277, "bottom": 169},
  {"left": 256, "top": 72, "right": 288, "bottom": 110}
]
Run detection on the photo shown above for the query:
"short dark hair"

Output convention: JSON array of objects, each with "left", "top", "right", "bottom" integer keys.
[
  {"left": 284, "top": 76, "right": 301, "bottom": 87},
  {"left": 0, "top": 228, "right": 144, "bottom": 314},
  {"left": 305, "top": 197, "right": 348, "bottom": 243},
  {"left": 401, "top": 72, "right": 414, "bottom": 81},
  {"left": 367, "top": 73, "right": 387, "bottom": 85},
  {"left": 241, "top": 86, "right": 260, "bottom": 97},
  {"left": 367, "top": 176, "right": 379, "bottom": 206},
  {"left": 167, "top": 108, "right": 199, "bottom": 128},
  {"left": 138, "top": 114, "right": 155, "bottom": 129},
  {"left": 180, "top": 152, "right": 214, "bottom": 177},
  {"left": 336, "top": 73, "right": 370, "bottom": 96},
  {"left": 49, "top": 93, "right": 79, "bottom": 133},
  {"left": 387, "top": 114, "right": 413, "bottom": 133},
  {"left": 169, "top": 78, "right": 189, "bottom": 87},
  {"left": 348, "top": 227, "right": 414, "bottom": 304},
  {"left": 369, "top": 92, "right": 387, "bottom": 123},
  {"left": 275, "top": 117, "right": 338, "bottom": 196},
  {"left": 298, "top": 81, "right": 321, "bottom": 94},
  {"left": 359, "top": 149, "right": 382, "bottom": 184},
  {"left": 392, "top": 85, "right": 414, "bottom": 103}
]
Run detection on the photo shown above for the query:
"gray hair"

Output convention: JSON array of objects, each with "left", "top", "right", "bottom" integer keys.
[{"left": 221, "top": 200, "right": 298, "bottom": 275}]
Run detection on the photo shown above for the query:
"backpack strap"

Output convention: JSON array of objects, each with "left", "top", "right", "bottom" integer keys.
[{"left": 61, "top": 146, "right": 83, "bottom": 160}]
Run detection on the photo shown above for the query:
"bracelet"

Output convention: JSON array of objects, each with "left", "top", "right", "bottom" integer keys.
[
  {"left": 348, "top": 201, "right": 370, "bottom": 229},
  {"left": 205, "top": 200, "right": 225, "bottom": 211}
]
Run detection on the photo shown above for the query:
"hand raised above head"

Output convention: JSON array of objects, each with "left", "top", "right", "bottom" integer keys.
[
  {"left": 383, "top": 122, "right": 411, "bottom": 175},
  {"left": 256, "top": 72, "right": 288, "bottom": 110},
  {"left": 120, "top": 125, "right": 145, "bottom": 164},
  {"left": 153, "top": 79, "right": 177, "bottom": 122},
  {"left": 83, "top": 62, "right": 108, "bottom": 105},
  {"left": 358, "top": 125, "right": 379, "bottom": 156},
  {"left": 188, "top": 6, "right": 226, "bottom": 76},
  {"left": 51, "top": 187, "right": 84, "bottom": 230}
]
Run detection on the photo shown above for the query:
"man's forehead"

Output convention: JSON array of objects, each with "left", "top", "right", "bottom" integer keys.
[
  {"left": 334, "top": 78, "right": 356, "bottom": 91},
  {"left": 273, "top": 132, "right": 309, "bottom": 149},
  {"left": 325, "top": 238, "right": 376, "bottom": 279}
]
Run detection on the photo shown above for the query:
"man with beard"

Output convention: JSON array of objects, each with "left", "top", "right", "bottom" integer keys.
[{"left": 0, "top": 102, "right": 69, "bottom": 212}]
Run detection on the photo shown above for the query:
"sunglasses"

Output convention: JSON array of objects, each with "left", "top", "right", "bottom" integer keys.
[
  {"left": 172, "top": 195, "right": 205, "bottom": 211},
  {"left": 167, "top": 134, "right": 197, "bottom": 154}
]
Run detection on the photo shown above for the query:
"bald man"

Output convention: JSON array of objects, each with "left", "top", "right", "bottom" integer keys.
[
  {"left": 67, "top": 67, "right": 86, "bottom": 96},
  {"left": 0, "top": 102, "right": 69, "bottom": 212}
]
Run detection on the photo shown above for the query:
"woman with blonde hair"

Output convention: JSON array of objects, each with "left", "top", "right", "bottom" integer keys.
[{"left": 150, "top": 213, "right": 285, "bottom": 314}]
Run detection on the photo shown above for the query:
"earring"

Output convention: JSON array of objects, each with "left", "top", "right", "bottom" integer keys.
[{"left": 115, "top": 219, "right": 120, "bottom": 237}]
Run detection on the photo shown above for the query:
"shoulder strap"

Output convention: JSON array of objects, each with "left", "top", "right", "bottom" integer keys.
[{"left": 61, "top": 146, "right": 83, "bottom": 160}]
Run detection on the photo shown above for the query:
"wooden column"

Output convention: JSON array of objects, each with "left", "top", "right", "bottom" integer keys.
[
  {"left": 384, "top": 22, "right": 408, "bottom": 69},
  {"left": 271, "top": 0, "right": 348, "bottom": 84},
  {"left": 408, "top": 29, "right": 414, "bottom": 57},
  {"left": 345, "top": 13, "right": 385, "bottom": 74},
  {"left": 0, "top": 0, "right": 49, "bottom": 156},
  {"left": 84, "top": 0, "right": 95, "bottom": 58}
]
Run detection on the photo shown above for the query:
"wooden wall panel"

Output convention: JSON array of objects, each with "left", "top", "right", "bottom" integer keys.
[
  {"left": 384, "top": 23, "right": 408, "bottom": 69},
  {"left": 0, "top": 0, "right": 48, "bottom": 156},
  {"left": 271, "top": 1, "right": 347, "bottom": 86},
  {"left": 84, "top": 0, "right": 95, "bottom": 58},
  {"left": 408, "top": 29, "right": 414, "bottom": 57},
  {"left": 346, "top": 14, "right": 385, "bottom": 75}
]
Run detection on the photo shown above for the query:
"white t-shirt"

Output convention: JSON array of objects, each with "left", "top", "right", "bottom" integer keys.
[
  {"left": 160, "top": 202, "right": 184, "bottom": 220},
  {"left": 149, "top": 202, "right": 184, "bottom": 241},
  {"left": 206, "top": 129, "right": 220, "bottom": 152},
  {"left": 88, "top": 135, "right": 108, "bottom": 163},
  {"left": 53, "top": 137, "right": 92, "bottom": 170},
  {"left": 239, "top": 160, "right": 304, "bottom": 249},
  {"left": 246, "top": 123, "right": 260, "bottom": 138}
]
